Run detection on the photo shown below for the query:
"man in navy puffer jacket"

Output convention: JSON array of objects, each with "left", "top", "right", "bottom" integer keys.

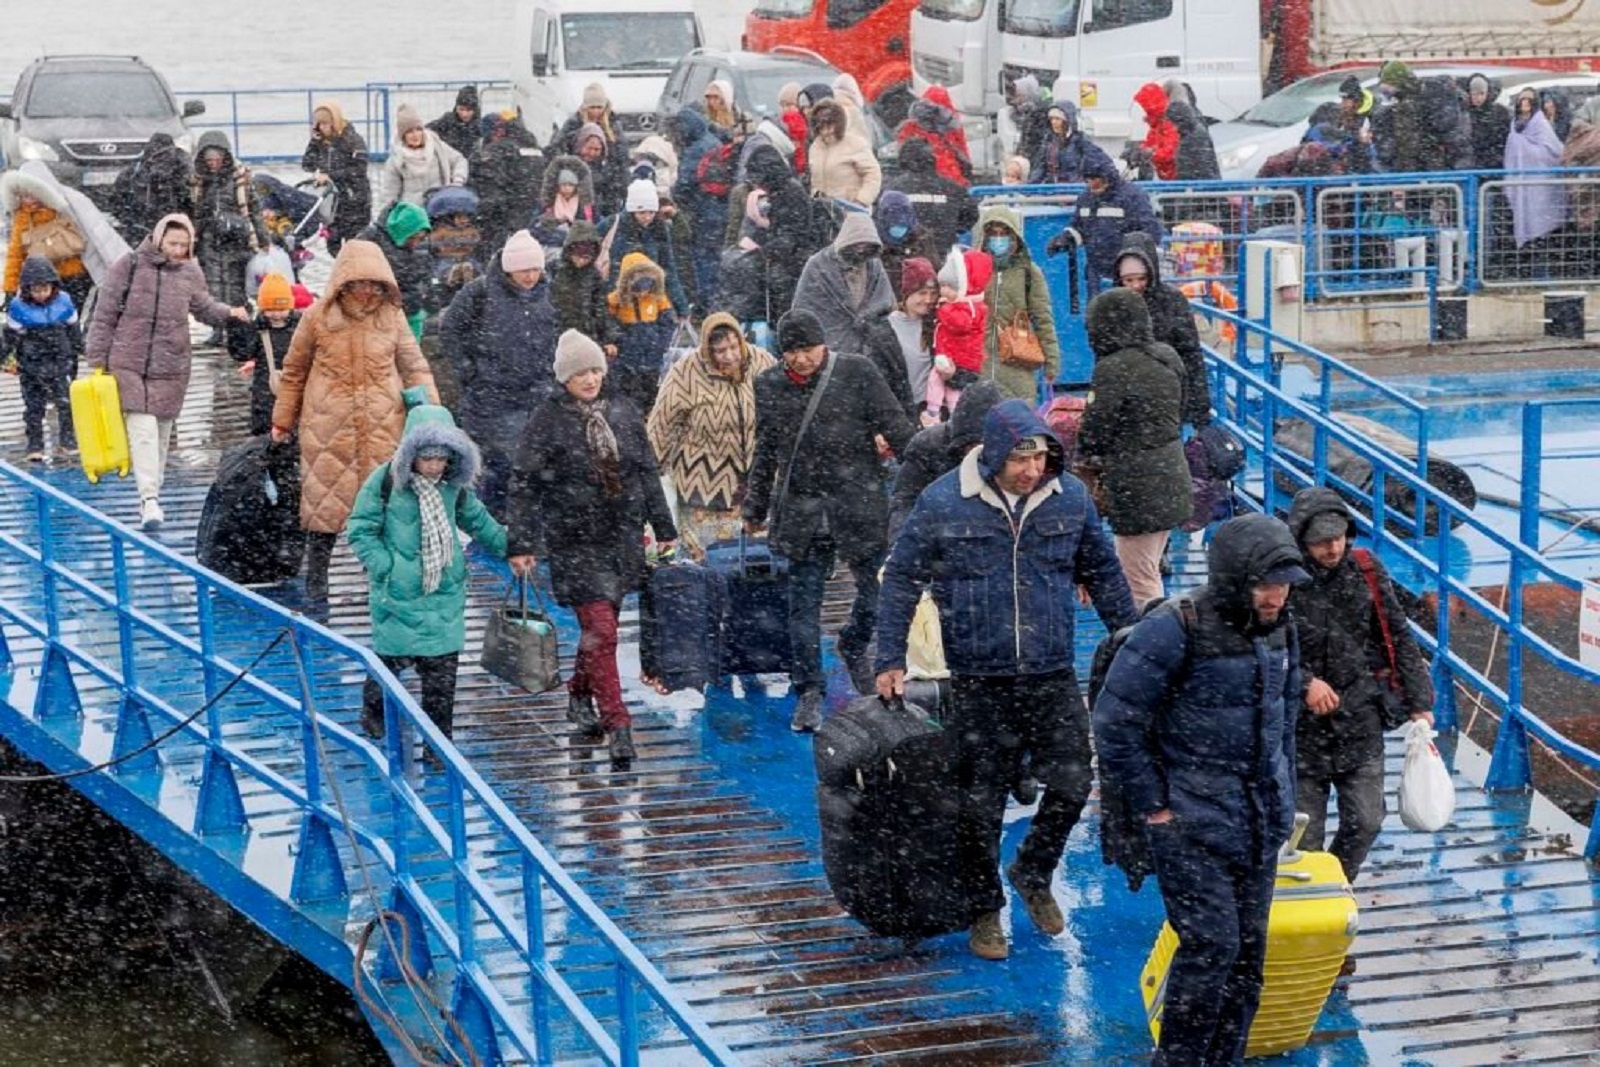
[
  {"left": 875, "top": 399, "right": 1136, "bottom": 961},
  {"left": 1094, "top": 512, "right": 1308, "bottom": 1065}
]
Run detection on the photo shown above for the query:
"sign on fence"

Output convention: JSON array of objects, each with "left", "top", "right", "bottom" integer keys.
[{"left": 1580, "top": 580, "right": 1600, "bottom": 669}]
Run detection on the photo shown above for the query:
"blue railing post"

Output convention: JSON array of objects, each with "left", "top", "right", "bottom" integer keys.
[
  {"left": 192, "top": 579, "right": 246, "bottom": 833},
  {"left": 1519, "top": 401, "right": 1545, "bottom": 550},
  {"left": 1586, "top": 800, "right": 1600, "bottom": 863},
  {"left": 377, "top": 885, "right": 432, "bottom": 981},
  {"left": 449, "top": 975, "right": 503, "bottom": 1067},
  {"left": 523, "top": 857, "right": 555, "bottom": 1066},
  {"left": 32, "top": 495, "right": 80, "bottom": 721},
  {"left": 1432, "top": 531, "right": 1458, "bottom": 734},
  {"left": 1486, "top": 552, "right": 1533, "bottom": 791},
  {"left": 616, "top": 963, "right": 641, "bottom": 1067},
  {"left": 449, "top": 770, "right": 475, "bottom": 968}
]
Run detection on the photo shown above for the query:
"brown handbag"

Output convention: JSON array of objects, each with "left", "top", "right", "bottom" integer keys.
[
  {"left": 998, "top": 309, "right": 1045, "bottom": 369},
  {"left": 21, "top": 215, "right": 86, "bottom": 264}
]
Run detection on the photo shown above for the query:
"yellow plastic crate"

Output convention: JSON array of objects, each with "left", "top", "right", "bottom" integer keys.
[{"left": 1140, "top": 848, "right": 1358, "bottom": 1057}]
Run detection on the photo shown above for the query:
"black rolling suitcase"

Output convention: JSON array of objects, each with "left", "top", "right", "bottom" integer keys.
[
  {"left": 195, "top": 436, "right": 305, "bottom": 584},
  {"left": 813, "top": 695, "right": 978, "bottom": 940},
  {"left": 640, "top": 559, "right": 725, "bottom": 692},
  {"left": 704, "top": 535, "right": 791, "bottom": 676}
]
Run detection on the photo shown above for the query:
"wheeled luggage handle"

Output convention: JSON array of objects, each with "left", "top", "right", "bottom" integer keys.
[
  {"left": 1277, "top": 811, "right": 1311, "bottom": 866},
  {"left": 737, "top": 530, "right": 778, "bottom": 578}
]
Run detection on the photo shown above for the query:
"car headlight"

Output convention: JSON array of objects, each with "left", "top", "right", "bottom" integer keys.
[
  {"left": 1218, "top": 141, "right": 1261, "bottom": 172},
  {"left": 17, "top": 135, "right": 58, "bottom": 162}
]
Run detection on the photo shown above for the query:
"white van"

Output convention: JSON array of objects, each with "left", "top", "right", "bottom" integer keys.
[{"left": 511, "top": 0, "right": 706, "bottom": 148}]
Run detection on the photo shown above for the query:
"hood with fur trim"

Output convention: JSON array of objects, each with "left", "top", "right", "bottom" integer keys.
[
  {"left": 0, "top": 168, "right": 68, "bottom": 214},
  {"left": 389, "top": 404, "right": 482, "bottom": 493},
  {"left": 539, "top": 154, "right": 597, "bottom": 210},
  {"left": 608, "top": 251, "right": 672, "bottom": 323}
]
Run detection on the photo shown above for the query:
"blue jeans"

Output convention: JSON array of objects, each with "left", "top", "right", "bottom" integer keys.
[{"left": 787, "top": 539, "right": 883, "bottom": 695}]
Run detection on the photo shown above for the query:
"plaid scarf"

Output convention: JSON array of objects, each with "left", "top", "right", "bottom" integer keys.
[{"left": 413, "top": 474, "right": 453, "bottom": 594}]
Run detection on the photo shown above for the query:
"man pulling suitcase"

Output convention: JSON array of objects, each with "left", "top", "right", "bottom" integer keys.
[{"left": 874, "top": 400, "right": 1136, "bottom": 961}]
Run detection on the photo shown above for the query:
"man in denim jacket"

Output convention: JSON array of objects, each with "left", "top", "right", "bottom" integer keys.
[{"left": 875, "top": 398, "right": 1136, "bottom": 961}]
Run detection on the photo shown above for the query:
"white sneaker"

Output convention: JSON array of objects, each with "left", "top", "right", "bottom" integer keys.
[{"left": 140, "top": 499, "right": 164, "bottom": 531}]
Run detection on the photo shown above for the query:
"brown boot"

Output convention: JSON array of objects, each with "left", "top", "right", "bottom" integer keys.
[
  {"left": 968, "top": 910, "right": 1009, "bottom": 961},
  {"left": 1007, "top": 864, "right": 1065, "bottom": 936}
]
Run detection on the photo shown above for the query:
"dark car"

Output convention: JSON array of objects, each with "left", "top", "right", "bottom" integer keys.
[
  {"left": 0, "top": 55, "right": 205, "bottom": 205},
  {"left": 658, "top": 47, "right": 887, "bottom": 145}
]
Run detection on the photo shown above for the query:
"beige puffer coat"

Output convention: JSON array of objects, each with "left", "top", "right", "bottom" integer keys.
[{"left": 270, "top": 240, "right": 436, "bottom": 533}]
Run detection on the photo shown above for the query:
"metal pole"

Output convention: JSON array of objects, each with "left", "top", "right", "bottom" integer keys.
[{"left": 1519, "top": 401, "right": 1544, "bottom": 549}]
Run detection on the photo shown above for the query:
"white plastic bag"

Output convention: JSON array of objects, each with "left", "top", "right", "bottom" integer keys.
[{"left": 1398, "top": 719, "right": 1455, "bottom": 832}]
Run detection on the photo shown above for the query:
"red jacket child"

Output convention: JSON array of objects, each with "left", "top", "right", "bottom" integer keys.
[
  {"left": 933, "top": 246, "right": 992, "bottom": 378},
  {"left": 1135, "top": 82, "right": 1180, "bottom": 181}
]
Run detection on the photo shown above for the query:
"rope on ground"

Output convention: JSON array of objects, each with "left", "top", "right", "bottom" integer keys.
[
  {"left": 287, "top": 627, "right": 483, "bottom": 1067},
  {"left": 1459, "top": 513, "right": 1600, "bottom": 795},
  {"left": 0, "top": 628, "right": 291, "bottom": 784}
]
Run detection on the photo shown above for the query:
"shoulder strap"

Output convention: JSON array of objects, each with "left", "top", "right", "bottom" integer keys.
[
  {"left": 1351, "top": 548, "right": 1400, "bottom": 683},
  {"left": 258, "top": 329, "right": 283, "bottom": 395},
  {"left": 775, "top": 353, "right": 837, "bottom": 505}
]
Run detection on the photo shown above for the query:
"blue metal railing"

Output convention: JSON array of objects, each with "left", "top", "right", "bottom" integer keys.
[
  {"left": 0, "top": 464, "right": 735, "bottom": 1067},
  {"left": 1191, "top": 306, "right": 1600, "bottom": 859}
]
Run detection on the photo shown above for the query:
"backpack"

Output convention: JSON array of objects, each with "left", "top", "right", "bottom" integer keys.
[
  {"left": 1040, "top": 394, "right": 1088, "bottom": 470},
  {"left": 1087, "top": 596, "right": 1198, "bottom": 714},
  {"left": 694, "top": 142, "right": 736, "bottom": 198}
]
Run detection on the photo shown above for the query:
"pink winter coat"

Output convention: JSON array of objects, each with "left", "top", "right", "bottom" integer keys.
[{"left": 85, "top": 213, "right": 233, "bottom": 419}]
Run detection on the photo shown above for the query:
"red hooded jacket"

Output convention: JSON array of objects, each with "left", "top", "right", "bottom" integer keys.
[
  {"left": 1135, "top": 83, "right": 1179, "bottom": 181},
  {"left": 896, "top": 86, "right": 973, "bottom": 186},
  {"left": 780, "top": 109, "right": 810, "bottom": 179},
  {"left": 934, "top": 248, "right": 993, "bottom": 374}
]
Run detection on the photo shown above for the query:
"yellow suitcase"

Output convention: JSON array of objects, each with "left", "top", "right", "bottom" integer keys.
[
  {"left": 69, "top": 370, "right": 131, "bottom": 483},
  {"left": 1140, "top": 820, "right": 1359, "bottom": 1057}
]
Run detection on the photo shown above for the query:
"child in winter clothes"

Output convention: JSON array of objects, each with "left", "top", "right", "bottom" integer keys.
[
  {"left": 2, "top": 255, "right": 81, "bottom": 460},
  {"left": 924, "top": 247, "right": 991, "bottom": 425},
  {"left": 605, "top": 252, "right": 678, "bottom": 418},
  {"left": 347, "top": 403, "right": 507, "bottom": 754},
  {"left": 551, "top": 221, "right": 613, "bottom": 347},
  {"left": 227, "top": 272, "right": 302, "bottom": 436}
]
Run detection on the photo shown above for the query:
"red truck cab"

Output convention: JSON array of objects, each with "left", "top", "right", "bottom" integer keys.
[{"left": 743, "top": 0, "right": 920, "bottom": 124}]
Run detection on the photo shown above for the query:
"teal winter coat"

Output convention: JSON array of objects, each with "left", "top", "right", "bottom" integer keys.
[{"left": 347, "top": 405, "right": 508, "bottom": 657}]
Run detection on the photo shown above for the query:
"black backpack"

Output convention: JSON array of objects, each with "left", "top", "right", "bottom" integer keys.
[{"left": 1087, "top": 596, "right": 1198, "bottom": 714}]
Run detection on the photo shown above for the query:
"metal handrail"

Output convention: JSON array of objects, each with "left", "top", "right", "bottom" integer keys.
[
  {"left": 0, "top": 463, "right": 735, "bottom": 1066},
  {"left": 1192, "top": 311, "right": 1600, "bottom": 853}
]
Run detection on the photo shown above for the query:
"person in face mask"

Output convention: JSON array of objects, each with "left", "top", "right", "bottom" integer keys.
[
  {"left": 873, "top": 190, "right": 924, "bottom": 298},
  {"left": 791, "top": 212, "right": 897, "bottom": 357},
  {"left": 605, "top": 251, "right": 678, "bottom": 417},
  {"left": 974, "top": 205, "right": 1061, "bottom": 402}
]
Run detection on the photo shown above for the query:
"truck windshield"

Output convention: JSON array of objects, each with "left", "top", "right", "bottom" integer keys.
[
  {"left": 1002, "top": 0, "right": 1081, "bottom": 36},
  {"left": 753, "top": 0, "right": 815, "bottom": 15},
  {"left": 561, "top": 13, "right": 700, "bottom": 71},
  {"left": 920, "top": 0, "right": 985, "bottom": 22},
  {"left": 26, "top": 71, "right": 175, "bottom": 119}
]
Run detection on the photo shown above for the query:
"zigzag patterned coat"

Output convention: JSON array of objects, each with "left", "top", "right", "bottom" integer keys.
[{"left": 646, "top": 312, "right": 776, "bottom": 512}]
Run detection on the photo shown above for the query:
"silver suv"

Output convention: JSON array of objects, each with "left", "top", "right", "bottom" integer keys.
[{"left": 0, "top": 55, "right": 205, "bottom": 204}]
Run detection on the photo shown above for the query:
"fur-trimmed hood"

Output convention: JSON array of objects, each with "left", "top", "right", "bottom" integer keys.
[
  {"left": 539, "top": 154, "right": 596, "bottom": 210},
  {"left": 0, "top": 168, "right": 67, "bottom": 215},
  {"left": 389, "top": 404, "right": 482, "bottom": 492}
]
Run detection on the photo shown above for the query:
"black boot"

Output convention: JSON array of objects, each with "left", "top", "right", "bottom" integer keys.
[
  {"left": 304, "top": 531, "right": 335, "bottom": 603},
  {"left": 608, "top": 726, "right": 636, "bottom": 768},
  {"left": 567, "top": 693, "right": 603, "bottom": 738}
]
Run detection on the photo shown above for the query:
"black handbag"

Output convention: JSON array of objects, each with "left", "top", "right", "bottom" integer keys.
[
  {"left": 480, "top": 578, "right": 561, "bottom": 692},
  {"left": 1195, "top": 423, "right": 1246, "bottom": 481}
]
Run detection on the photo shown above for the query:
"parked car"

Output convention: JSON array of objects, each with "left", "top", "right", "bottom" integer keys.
[
  {"left": 1210, "top": 64, "right": 1561, "bottom": 179},
  {"left": 659, "top": 47, "right": 888, "bottom": 143},
  {"left": 0, "top": 55, "right": 205, "bottom": 205}
]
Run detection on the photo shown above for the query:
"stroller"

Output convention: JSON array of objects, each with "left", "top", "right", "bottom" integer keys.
[{"left": 253, "top": 174, "right": 337, "bottom": 254}]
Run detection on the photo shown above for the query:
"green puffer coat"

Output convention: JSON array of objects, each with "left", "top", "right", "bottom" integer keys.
[
  {"left": 977, "top": 203, "right": 1062, "bottom": 401},
  {"left": 347, "top": 404, "right": 508, "bottom": 657}
]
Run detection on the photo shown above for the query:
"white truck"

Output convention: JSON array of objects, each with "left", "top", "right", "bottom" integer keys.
[
  {"left": 909, "top": 0, "right": 1262, "bottom": 176},
  {"left": 511, "top": 0, "right": 706, "bottom": 148}
]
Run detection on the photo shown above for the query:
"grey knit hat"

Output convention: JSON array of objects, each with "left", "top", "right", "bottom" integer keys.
[{"left": 554, "top": 329, "right": 607, "bottom": 383}]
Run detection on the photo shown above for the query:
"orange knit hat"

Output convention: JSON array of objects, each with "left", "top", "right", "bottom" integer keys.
[{"left": 257, "top": 272, "right": 294, "bottom": 312}]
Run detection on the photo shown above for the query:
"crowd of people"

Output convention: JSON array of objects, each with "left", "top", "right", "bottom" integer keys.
[{"left": 0, "top": 68, "right": 1459, "bottom": 1063}]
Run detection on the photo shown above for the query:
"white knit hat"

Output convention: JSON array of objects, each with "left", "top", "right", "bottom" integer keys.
[
  {"left": 625, "top": 178, "right": 660, "bottom": 213},
  {"left": 501, "top": 230, "right": 545, "bottom": 272},
  {"left": 553, "top": 329, "right": 607, "bottom": 383}
]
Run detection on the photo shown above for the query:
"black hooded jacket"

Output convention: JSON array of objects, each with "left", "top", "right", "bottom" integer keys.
[
  {"left": 1465, "top": 76, "right": 1512, "bottom": 170},
  {"left": 112, "top": 133, "right": 193, "bottom": 238},
  {"left": 746, "top": 144, "right": 820, "bottom": 319},
  {"left": 1113, "top": 233, "right": 1212, "bottom": 427},
  {"left": 887, "top": 379, "right": 1003, "bottom": 540},
  {"left": 550, "top": 220, "right": 613, "bottom": 342},
  {"left": 883, "top": 139, "right": 978, "bottom": 264},
  {"left": 1078, "top": 289, "right": 1193, "bottom": 537},
  {"left": 1168, "top": 101, "right": 1221, "bottom": 180},
  {"left": 1286, "top": 488, "right": 1434, "bottom": 777},
  {"left": 428, "top": 86, "right": 483, "bottom": 158}
]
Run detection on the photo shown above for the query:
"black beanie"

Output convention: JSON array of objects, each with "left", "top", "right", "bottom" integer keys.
[
  {"left": 456, "top": 85, "right": 480, "bottom": 111},
  {"left": 1338, "top": 76, "right": 1362, "bottom": 102},
  {"left": 777, "top": 309, "right": 827, "bottom": 353}
]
